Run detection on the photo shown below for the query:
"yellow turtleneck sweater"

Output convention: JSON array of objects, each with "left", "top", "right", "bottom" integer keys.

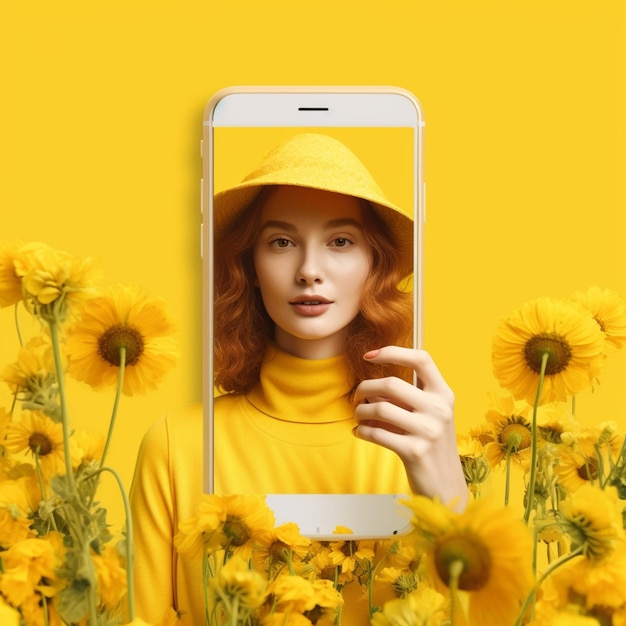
[{"left": 130, "top": 347, "right": 410, "bottom": 625}]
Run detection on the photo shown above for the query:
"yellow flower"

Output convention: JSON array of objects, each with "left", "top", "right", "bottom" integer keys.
[
  {"left": 253, "top": 522, "right": 312, "bottom": 575},
  {"left": 328, "top": 538, "right": 376, "bottom": 576},
  {"left": 0, "top": 596, "right": 20, "bottom": 626},
  {"left": 65, "top": 285, "right": 178, "bottom": 396},
  {"left": 375, "top": 566, "right": 419, "bottom": 599},
  {"left": 2, "top": 334, "right": 55, "bottom": 385},
  {"left": 175, "top": 494, "right": 228, "bottom": 558},
  {"left": 370, "top": 586, "right": 449, "bottom": 626},
  {"left": 558, "top": 485, "right": 624, "bottom": 561},
  {"left": 492, "top": 296, "right": 605, "bottom": 404},
  {"left": 14, "top": 243, "right": 97, "bottom": 321},
  {"left": 0, "top": 241, "right": 25, "bottom": 308},
  {"left": 92, "top": 543, "right": 128, "bottom": 610},
  {"left": 208, "top": 553, "right": 267, "bottom": 615},
  {"left": 0, "top": 534, "right": 60, "bottom": 606},
  {"left": 0, "top": 479, "right": 36, "bottom": 548},
  {"left": 405, "top": 495, "right": 534, "bottom": 626},
  {"left": 220, "top": 494, "right": 276, "bottom": 558},
  {"left": 482, "top": 392, "right": 533, "bottom": 468},
  {"left": 571, "top": 286, "right": 626, "bottom": 354},
  {"left": 270, "top": 574, "right": 317, "bottom": 614},
  {"left": 4, "top": 411, "right": 81, "bottom": 477},
  {"left": 541, "top": 546, "right": 626, "bottom": 617}
]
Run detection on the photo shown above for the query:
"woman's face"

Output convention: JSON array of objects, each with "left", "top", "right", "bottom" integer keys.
[{"left": 253, "top": 186, "right": 372, "bottom": 359}]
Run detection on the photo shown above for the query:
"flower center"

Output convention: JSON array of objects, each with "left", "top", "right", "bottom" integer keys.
[
  {"left": 434, "top": 531, "right": 492, "bottom": 591},
  {"left": 98, "top": 324, "right": 145, "bottom": 366},
  {"left": 28, "top": 432, "right": 53, "bottom": 456},
  {"left": 524, "top": 333, "right": 572, "bottom": 375},
  {"left": 576, "top": 456, "right": 599, "bottom": 482},
  {"left": 223, "top": 516, "right": 251, "bottom": 547},
  {"left": 499, "top": 420, "right": 532, "bottom": 452}
]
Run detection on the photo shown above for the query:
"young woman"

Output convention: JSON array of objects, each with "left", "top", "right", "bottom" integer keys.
[{"left": 130, "top": 133, "right": 468, "bottom": 625}]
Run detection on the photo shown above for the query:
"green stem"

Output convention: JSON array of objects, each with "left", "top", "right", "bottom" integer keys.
[
  {"left": 504, "top": 449, "right": 512, "bottom": 506},
  {"left": 48, "top": 319, "right": 75, "bottom": 492},
  {"left": 523, "top": 352, "right": 549, "bottom": 525},
  {"left": 513, "top": 544, "right": 584, "bottom": 626},
  {"left": 93, "top": 466, "right": 136, "bottom": 621},
  {"left": 100, "top": 347, "right": 126, "bottom": 469},
  {"left": 448, "top": 559, "right": 465, "bottom": 626}
]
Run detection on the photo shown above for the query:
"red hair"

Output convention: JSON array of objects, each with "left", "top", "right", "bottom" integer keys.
[{"left": 213, "top": 188, "right": 413, "bottom": 394}]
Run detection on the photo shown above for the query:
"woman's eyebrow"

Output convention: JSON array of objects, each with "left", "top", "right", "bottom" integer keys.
[{"left": 258, "top": 220, "right": 296, "bottom": 232}]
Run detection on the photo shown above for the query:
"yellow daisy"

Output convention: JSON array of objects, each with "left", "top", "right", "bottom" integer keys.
[
  {"left": 483, "top": 392, "right": 533, "bottom": 469},
  {"left": 65, "top": 284, "right": 178, "bottom": 396},
  {"left": 0, "top": 240, "right": 26, "bottom": 308},
  {"left": 253, "top": 522, "right": 312, "bottom": 575},
  {"left": 328, "top": 538, "right": 376, "bottom": 578},
  {"left": 571, "top": 286, "right": 626, "bottom": 354},
  {"left": 558, "top": 485, "right": 624, "bottom": 561},
  {"left": 370, "top": 586, "right": 449, "bottom": 626},
  {"left": 4, "top": 411, "right": 80, "bottom": 478},
  {"left": 492, "top": 297, "right": 605, "bottom": 405},
  {"left": 221, "top": 495, "right": 276, "bottom": 559},
  {"left": 405, "top": 495, "right": 534, "bottom": 626}
]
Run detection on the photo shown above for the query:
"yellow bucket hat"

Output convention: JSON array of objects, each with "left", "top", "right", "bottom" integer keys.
[{"left": 213, "top": 133, "right": 414, "bottom": 276}]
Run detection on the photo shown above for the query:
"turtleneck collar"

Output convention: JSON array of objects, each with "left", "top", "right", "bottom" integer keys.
[{"left": 245, "top": 345, "right": 355, "bottom": 424}]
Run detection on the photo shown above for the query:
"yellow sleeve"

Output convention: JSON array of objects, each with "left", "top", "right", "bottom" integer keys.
[{"left": 129, "top": 414, "right": 177, "bottom": 624}]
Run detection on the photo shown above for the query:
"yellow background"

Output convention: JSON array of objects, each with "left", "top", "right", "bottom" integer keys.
[{"left": 1, "top": 1, "right": 625, "bottom": 528}]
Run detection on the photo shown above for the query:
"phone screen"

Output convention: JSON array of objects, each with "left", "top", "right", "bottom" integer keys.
[{"left": 204, "top": 92, "right": 422, "bottom": 536}]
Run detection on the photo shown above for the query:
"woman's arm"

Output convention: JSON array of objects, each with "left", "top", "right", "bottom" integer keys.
[{"left": 352, "top": 346, "right": 469, "bottom": 512}]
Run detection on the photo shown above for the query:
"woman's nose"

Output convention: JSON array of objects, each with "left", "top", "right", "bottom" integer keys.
[{"left": 296, "top": 249, "right": 324, "bottom": 284}]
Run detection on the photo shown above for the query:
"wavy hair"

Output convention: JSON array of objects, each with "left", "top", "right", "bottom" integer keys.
[{"left": 213, "top": 188, "right": 414, "bottom": 394}]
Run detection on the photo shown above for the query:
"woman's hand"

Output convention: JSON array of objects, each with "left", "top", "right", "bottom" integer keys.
[{"left": 352, "top": 346, "right": 468, "bottom": 512}]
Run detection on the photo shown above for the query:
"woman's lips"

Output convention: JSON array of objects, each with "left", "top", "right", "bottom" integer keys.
[{"left": 289, "top": 297, "right": 333, "bottom": 316}]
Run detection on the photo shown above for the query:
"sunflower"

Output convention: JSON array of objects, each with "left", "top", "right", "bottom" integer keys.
[
  {"left": 558, "top": 484, "right": 624, "bottom": 561},
  {"left": 65, "top": 284, "right": 178, "bottom": 396},
  {"left": 220, "top": 495, "right": 276, "bottom": 559},
  {"left": 492, "top": 297, "right": 605, "bottom": 405},
  {"left": 482, "top": 392, "right": 533, "bottom": 469},
  {"left": 253, "top": 522, "right": 312, "bottom": 575},
  {"left": 405, "top": 495, "right": 534, "bottom": 626},
  {"left": 4, "top": 411, "right": 80, "bottom": 477},
  {"left": 571, "top": 286, "right": 626, "bottom": 354}
]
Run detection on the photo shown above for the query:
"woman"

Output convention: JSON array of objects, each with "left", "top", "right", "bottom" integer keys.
[{"left": 130, "top": 133, "right": 467, "bottom": 625}]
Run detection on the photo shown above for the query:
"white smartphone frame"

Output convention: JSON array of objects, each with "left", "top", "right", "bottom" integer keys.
[{"left": 201, "top": 86, "right": 424, "bottom": 539}]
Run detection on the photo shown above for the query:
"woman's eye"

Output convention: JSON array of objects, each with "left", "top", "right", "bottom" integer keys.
[
  {"left": 331, "top": 237, "right": 353, "bottom": 248},
  {"left": 270, "top": 238, "right": 293, "bottom": 248}
]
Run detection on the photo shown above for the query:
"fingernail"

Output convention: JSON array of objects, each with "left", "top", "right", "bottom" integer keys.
[
  {"left": 363, "top": 349, "right": 380, "bottom": 360},
  {"left": 351, "top": 425, "right": 360, "bottom": 438}
]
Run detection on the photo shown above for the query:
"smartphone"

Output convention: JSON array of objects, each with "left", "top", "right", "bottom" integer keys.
[{"left": 201, "top": 87, "right": 424, "bottom": 539}]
